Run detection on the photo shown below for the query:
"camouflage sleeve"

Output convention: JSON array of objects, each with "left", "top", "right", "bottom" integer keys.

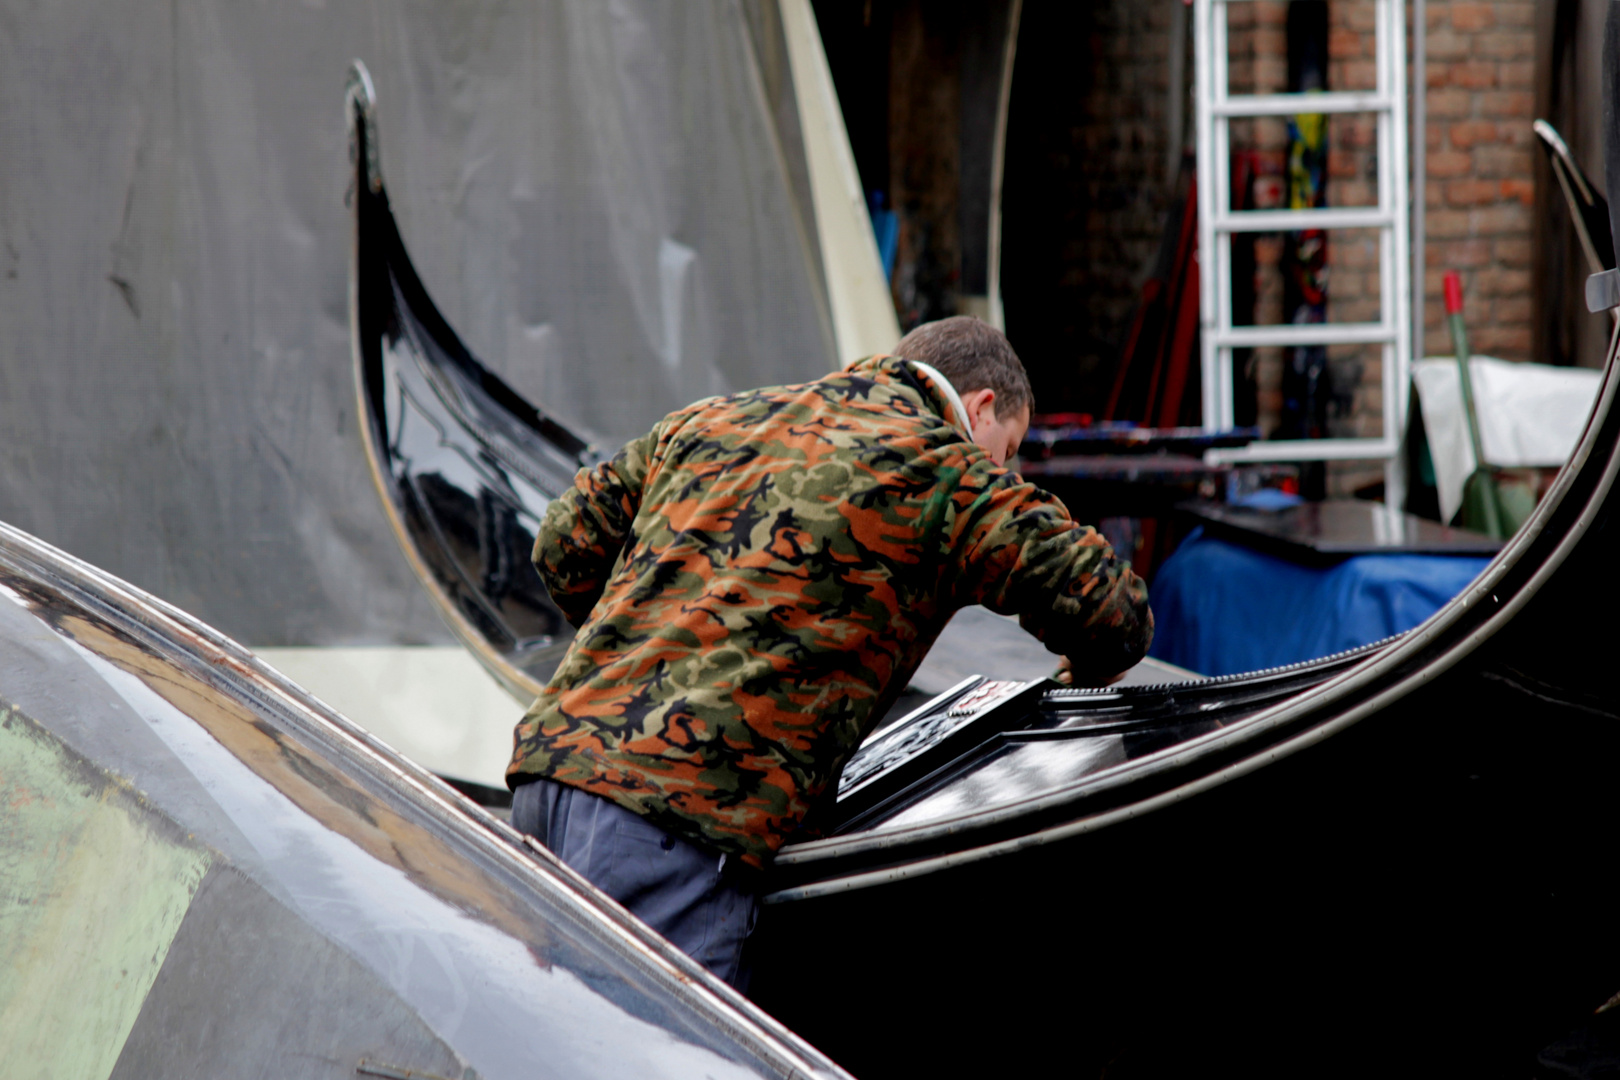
[
  {"left": 533, "top": 423, "right": 663, "bottom": 628},
  {"left": 947, "top": 467, "right": 1153, "bottom": 680}
]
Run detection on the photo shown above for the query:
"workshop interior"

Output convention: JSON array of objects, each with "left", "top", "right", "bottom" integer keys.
[{"left": 0, "top": 1, "right": 1617, "bottom": 1077}]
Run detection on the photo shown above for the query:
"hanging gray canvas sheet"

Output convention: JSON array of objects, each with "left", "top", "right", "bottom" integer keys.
[{"left": 0, "top": 0, "right": 835, "bottom": 647}]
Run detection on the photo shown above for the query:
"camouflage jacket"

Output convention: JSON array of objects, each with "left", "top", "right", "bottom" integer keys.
[{"left": 507, "top": 355, "right": 1152, "bottom": 868}]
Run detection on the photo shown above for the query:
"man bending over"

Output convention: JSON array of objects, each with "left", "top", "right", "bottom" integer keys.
[{"left": 508, "top": 316, "right": 1152, "bottom": 986}]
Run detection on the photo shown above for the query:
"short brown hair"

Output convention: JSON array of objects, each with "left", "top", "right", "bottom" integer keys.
[{"left": 893, "top": 316, "right": 1033, "bottom": 417}]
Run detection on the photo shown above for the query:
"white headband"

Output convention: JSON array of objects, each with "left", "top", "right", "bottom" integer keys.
[{"left": 904, "top": 360, "right": 975, "bottom": 440}]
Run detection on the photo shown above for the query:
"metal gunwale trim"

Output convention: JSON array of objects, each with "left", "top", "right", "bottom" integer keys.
[
  {"left": 0, "top": 520, "right": 846, "bottom": 1080},
  {"left": 1043, "top": 635, "right": 1398, "bottom": 700},
  {"left": 762, "top": 322, "right": 1620, "bottom": 893}
]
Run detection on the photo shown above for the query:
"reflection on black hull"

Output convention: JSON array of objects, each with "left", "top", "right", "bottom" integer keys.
[
  {"left": 347, "top": 64, "right": 598, "bottom": 701},
  {"left": 0, "top": 514, "right": 844, "bottom": 1078},
  {"left": 347, "top": 41, "right": 1620, "bottom": 1080}
]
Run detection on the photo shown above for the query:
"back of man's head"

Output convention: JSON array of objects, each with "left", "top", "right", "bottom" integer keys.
[{"left": 892, "top": 316, "right": 1033, "bottom": 418}]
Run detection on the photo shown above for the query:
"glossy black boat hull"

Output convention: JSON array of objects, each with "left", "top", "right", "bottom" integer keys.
[
  {"left": 751, "top": 618, "right": 1620, "bottom": 1077},
  {"left": 746, "top": 173, "right": 1620, "bottom": 1080}
]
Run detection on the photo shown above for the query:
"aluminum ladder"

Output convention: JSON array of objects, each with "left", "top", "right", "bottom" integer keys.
[{"left": 1193, "top": 0, "right": 1411, "bottom": 505}]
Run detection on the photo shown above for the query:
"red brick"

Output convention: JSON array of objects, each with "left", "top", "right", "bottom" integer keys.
[
  {"left": 1474, "top": 31, "right": 1533, "bottom": 62},
  {"left": 1428, "top": 149, "right": 1473, "bottom": 177},
  {"left": 1337, "top": 59, "right": 1378, "bottom": 90},
  {"left": 1491, "top": 295, "right": 1533, "bottom": 323},
  {"left": 1430, "top": 238, "right": 1493, "bottom": 267},
  {"left": 1426, "top": 88, "right": 1471, "bottom": 119},
  {"left": 1495, "top": 3, "right": 1536, "bottom": 29},
  {"left": 1448, "top": 61, "right": 1500, "bottom": 90},
  {"left": 1426, "top": 29, "right": 1471, "bottom": 62},
  {"left": 1252, "top": 2, "right": 1288, "bottom": 27},
  {"left": 1472, "top": 144, "right": 1533, "bottom": 179},
  {"left": 1331, "top": 270, "right": 1367, "bottom": 297},
  {"left": 1336, "top": 3, "right": 1377, "bottom": 34},
  {"left": 1498, "top": 60, "right": 1537, "bottom": 90},
  {"left": 1253, "top": 26, "right": 1288, "bottom": 53},
  {"left": 1470, "top": 325, "right": 1532, "bottom": 357},
  {"left": 1450, "top": 2, "right": 1497, "bottom": 33},
  {"left": 1253, "top": 57, "right": 1289, "bottom": 92},
  {"left": 1422, "top": 330, "right": 1455, "bottom": 357},
  {"left": 1448, "top": 120, "right": 1500, "bottom": 149},
  {"left": 1333, "top": 238, "right": 1380, "bottom": 269},
  {"left": 1331, "top": 297, "right": 1381, "bottom": 323},
  {"left": 1425, "top": 208, "right": 1471, "bottom": 238},
  {"left": 1471, "top": 201, "right": 1531, "bottom": 234},
  {"left": 1446, "top": 179, "right": 1502, "bottom": 206},
  {"left": 1474, "top": 266, "right": 1533, "bottom": 296},
  {"left": 1501, "top": 178, "right": 1535, "bottom": 204},
  {"left": 1332, "top": 129, "right": 1375, "bottom": 156},
  {"left": 1331, "top": 179, "right": 1376, "bottom": 207},
  {"left": 1481, "top": 90, "right": 1535, "bottom": 118},
  {"left": 1492, "top": 237, "right": 1532, "bottom": 263}
]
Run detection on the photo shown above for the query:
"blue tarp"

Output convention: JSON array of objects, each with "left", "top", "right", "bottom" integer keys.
[{"left": 1147, "top": 528, "right": 1491, "bottom": 677}]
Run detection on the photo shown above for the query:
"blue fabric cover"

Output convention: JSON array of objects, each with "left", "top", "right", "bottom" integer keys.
[{"left": 1147, "top": 528, "right": 1491, "bottom": 677}]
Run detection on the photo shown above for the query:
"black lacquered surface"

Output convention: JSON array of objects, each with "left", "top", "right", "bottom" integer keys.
[
  {"left": 0, "top": 517, "right": 846, "bottom": 1079},
  {"left": 1180, "top": 497, "right": 1503, "bottom": 561},
  {"left": 811, "top": 640, "right": 1390, "bottom": 841},
  {"left": 350, "top": 70, "right": 596, "bottom": 699}
]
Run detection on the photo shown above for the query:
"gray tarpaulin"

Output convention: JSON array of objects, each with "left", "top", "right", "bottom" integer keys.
[{"left": 0, "top": 0, "right": 836, "bottom": 646}]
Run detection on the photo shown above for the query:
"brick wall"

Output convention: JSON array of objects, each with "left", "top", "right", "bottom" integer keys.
[
  {"left": 1001, "top": 0, "right": 1540, "bottom": 440},
  {"left": 1225, "top": 0, "right": 1538, "bottom": 494},
  {"left": 1420, "top": 1, "right": 1537, "bottom": 361}
]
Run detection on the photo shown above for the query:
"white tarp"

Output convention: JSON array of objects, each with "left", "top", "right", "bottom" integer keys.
[
  {"left": 1412, "top": 356, "right": 1603, "bottom": 522},
  {"left": 0, "top": 0, "right": 838, "bottom": 647}
]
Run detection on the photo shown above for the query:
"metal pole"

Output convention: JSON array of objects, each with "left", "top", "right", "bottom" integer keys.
[{"left": 1412, "top": 0, "right": 1426, "bottom": 365}]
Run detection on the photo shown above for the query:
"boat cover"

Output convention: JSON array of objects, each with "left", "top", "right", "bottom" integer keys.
[{"left": 0, "top": 0, "right": 834, "bottom": 648}]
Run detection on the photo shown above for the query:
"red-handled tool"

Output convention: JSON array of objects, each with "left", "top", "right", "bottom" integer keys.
[{"left": 1443, "top": 271, "right": 1507, "bottom": 538}]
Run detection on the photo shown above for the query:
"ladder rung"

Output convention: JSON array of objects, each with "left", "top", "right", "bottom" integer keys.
[
  {"left": 1213, "top": 91, "right": 1392, "bottom": 118},
  {"left": 1215, "top": 323, "right": 1396, "bottom": 348},
  {"left": 1215, "top": 207, "right": 1392, "bottom": 233},
  {"left": 1205, "top": 438, "right": 1398, "bottom": 465}
]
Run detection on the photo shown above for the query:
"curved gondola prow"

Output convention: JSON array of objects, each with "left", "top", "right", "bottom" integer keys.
[
  {"left": 346, "top": 60, "right": 597, "bottom": 704},
  {"left": 1535, "top": 118, "right": 1618, "bottom": 277}
]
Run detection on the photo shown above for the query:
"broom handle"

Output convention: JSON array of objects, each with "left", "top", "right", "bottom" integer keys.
[{"left": 1443, "top": 272, "right": 1490, "bottom": 471}]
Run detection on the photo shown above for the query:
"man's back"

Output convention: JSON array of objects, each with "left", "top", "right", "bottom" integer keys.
[{"left": 509, "top": 355, "right": 1151, "bottom": 866}]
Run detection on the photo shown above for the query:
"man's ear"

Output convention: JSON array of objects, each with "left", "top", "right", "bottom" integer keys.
[{"left": 962, "top": 387, "right": 996, "bottom": 431}]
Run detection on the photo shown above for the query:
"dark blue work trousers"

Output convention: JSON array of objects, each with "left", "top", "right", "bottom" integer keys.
[{"left": 511, "top": 779, "right": 757, "bottom": 988}]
